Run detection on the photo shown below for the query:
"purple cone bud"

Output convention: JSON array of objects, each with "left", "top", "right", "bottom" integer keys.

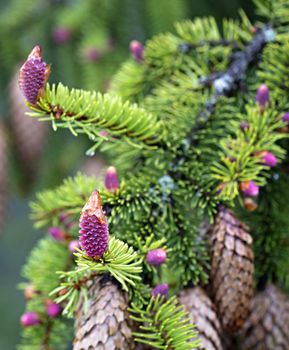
[
  {"left": 19, "top": 45, "right": 51, "bottom": 104},
  {"left": 105, "top": 166, "right": 119, "bottom": 192},
  {"left": 240, "top": 181, "right": 259, "bottom": 197},
  {"left": 256, "top": 84, "right": 270, "bottom": 110},
  {"left": 146, "top": 249, "right": 167, "bottom": 266},
  {"left": 20, "top": 311, "right": 40, "bottom": 327},
  {"left": 46, "top": 300, "right": 62, "bottom": 318},
  {"left": 152, "top": 284, "right": 169, "bottom": 298},
  {"left": 130, "top": 40, "right": 144, "bottom": 62},
  {"left": 84, "top": 47, "right": 102, "bottom": 62},
  {"left": 282, "top": 112, "right": 289, "bottom": 123},
  {"left": 48, "top": 227, "right": 66, "bottom": 241},
  {"left": 69, "top": 240, "right": 80, "bottom": 252},
  {"left": 240, "top": 121, "right": 249, "bottom": 131},
  {"left": 79, "top": 191, "right": 109, "bottom": 259},
  {"left": 53, "top": 26, "right": 71, "bottom": 44},
  {"left": 262, "top": 151, "right": 277, "bottom": 167}
]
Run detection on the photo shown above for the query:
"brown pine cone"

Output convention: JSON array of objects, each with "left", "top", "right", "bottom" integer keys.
[
  {"left": 0, "top": 121, "right": 8, "bottom": 233},
  {"left": 241, "top": 284, "right": 289, "bottom": 350},
  {"left": 179, "top": 287, "right": 223, "bottom": 350},
  {"left": 9, "top": 69, "right": 47, "bottom": 190},
  {"left": 74, "top": 274, "right": 135, "bottom": 350},
  {"left": 210, "top": 206, "right": 254, "bottom": 332}
]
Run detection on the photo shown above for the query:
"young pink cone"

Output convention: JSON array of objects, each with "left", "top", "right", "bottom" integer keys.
[
  {"left": 146, "top": 248, "right": 167, "bottom": 266},
  {"left": 19, "top": 45, "right": 51, "bottom": 105},
  {"left": 68, "top": 240, "right": 80, "bottom": 252},
  {"left": 46, "top": 300, "right": 62, "bottom": 318},
  {"left": 104, "top": 166, "right": 119, "bottom": 192},
  {"left": 282, "top": 112, "right": 289, "bottom": 123},
  {"left": 48, "top": 227, "right": 66, "bottom": 241},
  {"left": 240, "top": 181, "right": 259, "bottom": 197},
  {"left": 256, "top": 84, "right": 269, "bottom": 111},
  {"left": 130, "top": 40, "right": 144, "bottom": 62},
  {"left": 152, "top": 284, "right": 169, "bottom": 298},
  {"left": 20, "top": 311, "right": 40, "bottom": 327},
  {"left": 262, "top": 151, "right": 278, "bottom": 167},
  {"left": 84, "top": 47, "right": 102, "bottom": 62},
  {"left": 52, "top": 26, "right": 71, "bottom": 44},
  {"left": 79, "top": 191, "right": 109, "bottom": 259}
]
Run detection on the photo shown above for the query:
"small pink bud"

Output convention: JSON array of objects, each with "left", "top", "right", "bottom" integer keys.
[
  {"left": 45, "top": 300, "right": 62, "bottom": 318},
  {"left": 79, "top": 191, "right": 109, "bottom": 259},
  {"left": 262, "top": 151, "right": 277, "bottom": 167},
  {"left": 240, "top": 181, "right": 259, "bottom": 197},
  {"left": 256, "top": 84, "right": 269, "bottom": 110},
  {"left": 282, "top": 112, "right": 289, "bottom": 123},
  {"left": 152, "top": 284, "right": 169, "bottom": 298},
  {"left": 84, "top": 47, "right": 102, "bottom": 62},
  {"left": 104, "top": 166, "right": 119, "bottom": 192},
  {"left": 130, "top": 40, "right": 144, "bottom": 62},
  {"left": 146, "top": 249, "right": 167, "bottom": 266},
  {"left": 52, "top": 26, "right": 71, "bottom": 44},
  {"left": 48, "top": 227, "right": 66, "bottom": 241},
  {"left": 19, "top": 45, "right": 51, "bottom": 104},
  {"left": 20, "top": 311, "right": 40, "bottom": 327},
  {"left": 68, "top": 240, "right": 80, "bottom": 252},
  {"left": 24, "top": 284, "right": 37, "bottom": 300}
]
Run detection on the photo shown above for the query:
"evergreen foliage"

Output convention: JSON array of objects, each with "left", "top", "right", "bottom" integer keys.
[{"left": 17, "top": 0, "right": 289, "bottom": 348}]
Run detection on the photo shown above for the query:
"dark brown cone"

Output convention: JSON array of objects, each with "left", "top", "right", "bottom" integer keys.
[
  {"left": 179, "top": 287, "right": 223, "bottom": 350},
  {"left": 241, "top": 284, "right": 289, "bottom": 350},
  {"left": 0, "top": 121, "right": 8, "bottom": 234},
  {"left": 9, "top": 69, "right": 47, "bottom": 190},
  {"left": 74, "top": 275, "right": 135, "bottom": 350},
  {"left": 210, "top": 206, "right": 254, "bottom": 332}
]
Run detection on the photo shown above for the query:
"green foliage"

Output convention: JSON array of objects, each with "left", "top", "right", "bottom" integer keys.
[
  {"left": 52, "top": 236, "right": 142, "bottom": 317},
  {"left": 30, "top": 173, "right": 98, "bottom": 228},
  {"left": 29, "top": 83, "right": 164, "bottom": 151},
  {"left": 129, "top": 295, "right": 200, "bottom": 349}
]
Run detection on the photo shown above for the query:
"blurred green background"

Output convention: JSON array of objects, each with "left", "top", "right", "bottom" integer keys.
[{"left": 0, "top": 0, "right": 254, "bottom": 348}]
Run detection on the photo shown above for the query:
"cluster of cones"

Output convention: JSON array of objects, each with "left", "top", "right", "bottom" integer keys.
[{"left": 73, "top": 206, "right": 289, "bottom": 350}]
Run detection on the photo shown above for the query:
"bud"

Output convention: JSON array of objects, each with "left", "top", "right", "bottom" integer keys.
[
  {"left": 19, "top": 45, "right": 51, "bottom": 105},
  {"left": 244, "top": 197, "right": 258, "bottom": 211},
  {"left": 20, "top": 311, "right": 40, "bottom": 327},
  {"left": 256, "top": 84, "right": 270, "bottom": 110},
  {"left": 130, "top": 40, "right": 144, "bottom": 62},
  {"left": 146, "top": 249, "right": 167, "bottom": 266},
  {"left": 152, "top": 284, "right": 169, "bottom": 298},
  {"left": 79, "top": 191, "right": 109, "bottom": 259},
  {"left": 84, "top": 47, "right": 102, "bottom": 62},
  {"left": 48, "top": 227, "right": 66, "bottom": 241},
  {"left": 240, "top": 181, "right": 259, "bottom": 197},
  {"left": 24, "top": 284, "right": 37, "bottom": 300},
  {"left": 68, "top": 240, "right": 80, "bottom": 252},
  {"left": 261, "top": 151, "right": 278, "bottom": 167},
  {"left": 104, "top": 166, "right": 119, "bottom": 192},
  {"left": 282, "top": 112, "right": 289, "bottom": 123},
  {"left": 45, "top": 300, "right": 62, "bottom": 318},
  {"left": 52, "top": 26, "right": 71, "bottom": 44},
  {"left": 240, "top": 121, "right": 249, "bottom": 131}
]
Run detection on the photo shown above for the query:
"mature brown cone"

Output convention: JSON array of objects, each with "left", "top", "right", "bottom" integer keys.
[
  {"left": 179, "top": 287, "right": 223, "bottom": 350},
  {"left": 0, "top": 121, "right": 8, "bottom": 234},
  {"left": 241, "top": 284, "right": 289, "bottom": 350},
  {"left": 74, "top": 275, "right": 135, "bottom": 350},
  {"left": 210, "top": 206, "right": 254, "bottom": 332},
  {"left": 9, "top": 69, "right": 47, "bottom": 190}
]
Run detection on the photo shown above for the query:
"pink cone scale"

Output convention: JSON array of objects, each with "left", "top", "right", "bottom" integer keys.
[
  {"left": 19, "top": 45, "right": 51, "bottom": 105},
  {"left": 104, "top": 166, "right": 119, "bottom": 192},
  {"left": 20, "top": 311, "right": 40, "bottom": 327},
  {"left": 240, "top": 181, "right": 259, "bottom": 197},
  {"left": 256, "top": 84, "right": 269, "bottom": 110},
  {"left": 46, "top": 300, "right": 62, "bottom": 318},
  {"left": 146, "top": 248, "right": 167, "bottom": 266},
  {"left": 130, "top": 40, "right": 144, "bottom": 62},
  {"left": 79, "top": 191, "right": 109, "bottom": 259},
  {"left": 48, "top": 227, "right": 66, "bottom": 241},
  {"left": 152, "top": 284, "right": 169, "bottom": 298}
]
